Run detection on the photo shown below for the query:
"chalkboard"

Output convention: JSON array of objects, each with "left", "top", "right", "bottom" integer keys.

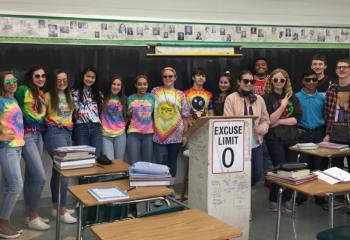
[{"left": 0, "top": 43, "right": 348, "bottom": 95}]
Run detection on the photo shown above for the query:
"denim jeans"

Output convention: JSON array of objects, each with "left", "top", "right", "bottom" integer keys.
[
  {"left": 251, "top": 145, "right": 263, "bottom": 186},
  {"left": 0, "top": 147, "right": 23, "bottom": 220},
  {"left": 44, "top": 126, "right": 72, "bottom": 206},
  {"left": 22, "top": 132, "right": 46, "bottom": 213},
  {"left": 127, "top": 133, "right": 153, "bottom": 164},
  {"left": 154, "top": 142, "right": 182, "bottom": 177},
  {"left": 73, "top": 123, "right": 102, "bottom": 158},
  {"left": 102, "top": 133, "right": 126, "bottom": 161},
  {"left": 267, "top": 141, "right": 298, "bottom": 202}
]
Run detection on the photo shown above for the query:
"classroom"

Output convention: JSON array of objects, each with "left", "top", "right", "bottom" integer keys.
[{"left": 0, "top": 1, "right": 350, "bottom": 240}]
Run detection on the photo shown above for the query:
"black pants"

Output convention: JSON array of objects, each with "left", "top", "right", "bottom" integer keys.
[{"left": 267, "top": 141, "right": 298, "bottom": 202}]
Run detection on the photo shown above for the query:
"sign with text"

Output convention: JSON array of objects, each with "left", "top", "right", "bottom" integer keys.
[{"left": 211, "top": 120, "right": 245, "bottom": 174}]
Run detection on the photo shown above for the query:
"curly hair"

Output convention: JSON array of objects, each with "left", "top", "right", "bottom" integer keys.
[{"left": 264, "top": 68, "right": 293, "bottom": 96}]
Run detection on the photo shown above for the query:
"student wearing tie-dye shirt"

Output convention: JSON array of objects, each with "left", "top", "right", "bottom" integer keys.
[
  {"left": 0, "top": 71, "right": 25, "bottom": 238},
  {"left": 101, "top": 75, "right": 126, "bottom": 161},
  {"left": 15, "top": 66, "right": 50, "bottom": 231},
  {"left": 152, "top": 67, "right": 190, "bottom": 177},
  {"left": 44, "top": 70, "right": 76, "bottom": 224},
  {"left": 127, "top": 75, "right": 155, "bottom": 164}
]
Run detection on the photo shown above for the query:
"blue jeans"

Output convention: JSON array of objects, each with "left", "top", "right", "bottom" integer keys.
[
  {"left": 44, "top": 126, "right": 72, "bottom": 206},
  {"left": 251, "top": 145, "right": 263, "bottom": 186},
  {"left": 73, "top": 123, "right": 102, "bottom": 157},
  {"left": 267, "top": 141, "right": 298, "bottom": 202},
  {"left": 0, "top": 147, "right": 23, "bottom": 220},
  {"left": 102, "top": 133, "right": 126, "bottom": 161},
  {"left": 127, "top": 133, "right": 153, "bottom": 164},
  {"left": 22, "top": 132, "right": 46, "bottom": 213},
  {"left": 154, "top": 142, "right": 182, "bottom": 177}
]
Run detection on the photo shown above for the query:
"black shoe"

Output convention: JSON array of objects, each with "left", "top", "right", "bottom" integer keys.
[
  {"left": 295, "top": 196, "right": 308, "bottom": 205},
  {"left": 315, "top": 196, "right": 328, "bottom": 205}
]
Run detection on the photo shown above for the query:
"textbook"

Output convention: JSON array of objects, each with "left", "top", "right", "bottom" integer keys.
[
  {"left": 314, "top": 167, "right": 350, "bottom": 184},
  {"left": 54, "top": 145, "right": 96, "bottom": 153},
  {"left": 131, "top": 161, "right": 170, "bottom": 175},
  {"left": 266, "top": 172, "right": 317, "bottom": 185},
  {"left": 277, "top": 169, "right": 311, "bottom": 178},
  {"left": 317, "top": 142, "right": 349, "bottom": 151},
  {"left": 54, "top": 158, "right": 96, "bottom": 170},
  {"left": 130, "top": 179, "right": 174, "bottom": 187},
  {"left": 88, "top": 186, "right": 129, "bottom": 202}
]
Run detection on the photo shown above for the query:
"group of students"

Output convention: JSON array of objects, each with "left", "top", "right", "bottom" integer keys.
[{"left": 0, "top": 53, "right": 349, "bottom": 238}]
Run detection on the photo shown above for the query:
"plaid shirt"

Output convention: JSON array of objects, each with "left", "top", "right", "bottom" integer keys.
[{"left": 324, "top": 83, "right": 350, "bottom": 136}]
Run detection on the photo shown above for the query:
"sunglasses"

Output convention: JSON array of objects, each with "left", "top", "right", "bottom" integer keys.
[
  {"left": 4, "top": 77, "right": 17, "bottom": 85},
  {"left": 304, "top": 77, "right": 318, "bottom": 83},
  {"left": 241, "top": 79, "right": 256, "bottom": 85},
  {"left": 34, "top": 74, "right": 47, "bottom": 79},
  {"left": 272, "top": 78, "right": 286, "bottom": 83},
  {"left": 336, "top": 66, "right": 350, "bottom": 70},
  {"left": 163, "top": 75, "right": 174, "bottom": 79}
]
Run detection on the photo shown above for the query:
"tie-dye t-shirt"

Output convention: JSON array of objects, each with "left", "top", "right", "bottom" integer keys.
[
  {"left": 15, "top": 85, "right": 46, "bottom": 133},
  {"left": 45, "top": 92, "right": 74, "bottom": 129},
  {"left": 184, "top": 88, "right": 213, "bottom": 126},
  {"left": 0, "top": 97, "right": 25, "bottom": 148},
  {"left": 151, "top": 87, "right": 190, "bottom": 144},
  {"left": 127, "top": 93, "right": 155, "bottom": 134},
  {"left": 101, "top": 96, "right": 126, "bottom": 137},
  {"left": 72, "top": 89, "right": 101, "bottom": 124}
]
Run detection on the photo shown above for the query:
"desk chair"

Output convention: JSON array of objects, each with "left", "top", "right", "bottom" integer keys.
[{"left": 317, "top": 225, "right": 350, "bottom": 240}]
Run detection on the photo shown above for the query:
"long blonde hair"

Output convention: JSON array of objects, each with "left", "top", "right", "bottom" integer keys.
[{"left": 264, "top": 68, "right": 293, "bottom": 96}]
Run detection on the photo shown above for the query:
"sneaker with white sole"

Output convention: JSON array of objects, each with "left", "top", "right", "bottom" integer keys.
[
  {"left": 60, "top": 212, "right": 77, "bottom": 224},
  {"left": 152, "top": 200, "right": 163, "bottom": 207},
  {"left": 25, "top": 216, "right": 49, "bottom": 224},
  {"left": 51, "top": 208, "right": 75, "bottom": 217},
  {"left": 27, "top": 217, "right": 50, "bottom": 231},
  {"left": 0, "top": 231, "right": 21, "bottom": 239}
]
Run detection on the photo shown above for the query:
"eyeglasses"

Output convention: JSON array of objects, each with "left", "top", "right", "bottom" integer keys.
[
  {"left": 4, "top": 77, "right": 17, "bottom": 85},
  {"left": 336, "top": 66, "right": 350, "bottom": 70},
  {"left": 303, "top": 77, "right": 318, "bottom": 83},
  {"left": 57, "top": 78, "right": 68, "bottom": 83},
  {"left": 272, "top": 78, "right": 286, "bottom": 83},
  {"left": 163, "top": 75, "right": 174, "bottom": 79},
  {"left": 34, "top": 74, "right": 47, "bottom": 79},
  {"left": 241, "top": 79, "right": 256, "bottom": 85}
]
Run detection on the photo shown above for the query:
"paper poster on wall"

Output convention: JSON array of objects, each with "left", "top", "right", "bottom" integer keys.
[{"left": 211, "top": 120, "right": 245, "bottom": 174}]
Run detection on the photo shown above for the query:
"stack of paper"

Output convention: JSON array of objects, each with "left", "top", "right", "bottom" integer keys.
[
  {"left": 266, "top": 172, "right": 317, "bottom": 185},
  {"left": 293, "top": 143, "right": 319, "bottom": 150},
  {"left": 88, "top": 186, "right": 129, "bottom": 202},
  {"left": 53, "top": 145, "right": 96, "bottom": 170},
  {"left": 315, "top": 167, "right": 350, "bottom": 184},
  {"left": 129, "top": 162, "right": 173, "bottom": 187},
  {"left": 318, "top": 142, "right": 349, "bottom": 151}
]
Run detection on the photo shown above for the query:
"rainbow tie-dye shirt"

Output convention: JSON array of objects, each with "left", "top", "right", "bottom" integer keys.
[
  {"left": 152, "top": 87, "right": 190, "bottom": 144},
  {"left": 0, "top": 97, "right": 25, "bottom": 148},
  {"left": 127, "top": 93, "right": 155, "bottom": 134},
  {"left": 15, "top": 85, "right": 46, "bottom": 133},
  {"left": 45, "top": 92, "right": 74, "bottom": 129},
  {"left": 101, "top": 96, "right": 126, "bottom": 137}
]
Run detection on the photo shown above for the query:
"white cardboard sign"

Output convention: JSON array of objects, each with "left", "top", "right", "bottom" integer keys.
[{"left": 211, "top": 120, "right": 245, "bottom": 174}]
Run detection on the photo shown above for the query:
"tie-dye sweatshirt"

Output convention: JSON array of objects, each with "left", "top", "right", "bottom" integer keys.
[
  {"left": 0, "top": 97, "right": 25, "bottom": 148},
  {"left": 127, "top": 93, "right": 155, "bottom": 134},
  {"left": 15, "top": 85, "right": 46, "bottom": 133},
  {"left": 45, "top": 92, "right": 74, "bottom": 129},
  {"left": 101, "top": 96, "right": 126, "bottom": 137},
  {"left": 151, "top": 87, "right": 190, "bottom": 144}
]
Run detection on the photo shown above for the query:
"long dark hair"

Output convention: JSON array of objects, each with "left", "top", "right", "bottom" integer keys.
[
  {"left": 48, "top": 69, "right": 74, "bottom": 113},
  {"left": 102, "top": 75, "right": 126, "bottom": 118},
  {"left": 0, "top": 70, "right": 14, "bottom": 96},
  {"left": 75, "top": 67, "right": 102, "bottom": 106},
  {"left": 23, "top": 65, "right": 46, "bottom": 113},
  {"left": 219, "top": 71, "right": 236, "bottom": 93}
]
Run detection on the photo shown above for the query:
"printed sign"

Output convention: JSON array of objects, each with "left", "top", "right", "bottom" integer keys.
[{"left": 211, "top": 120, "right": 245, "bottom": 174}]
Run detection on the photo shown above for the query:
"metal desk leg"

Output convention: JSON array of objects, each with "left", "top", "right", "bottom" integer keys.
[
  {"left": 76, "top": 203, "right": 83, "bottom": 240},
  {"left": 328, "top": 194, "right": 334, "bottom": 228},
  {"left": 291, "top": 190, "right": 297, "bottom": 218},
  {"left": 275, "top": 187, "right": 284, "bottom": 240},
  {"left": 328, "top": 157, "right": 333, "bottom": 168},
  {"left": 56, "top": 174, "right": 61, "bottom": 240}
]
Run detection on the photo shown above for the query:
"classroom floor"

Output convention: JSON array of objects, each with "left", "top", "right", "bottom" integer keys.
[{"left": 10, "top": 182, "right": 350, "bottom": 240}]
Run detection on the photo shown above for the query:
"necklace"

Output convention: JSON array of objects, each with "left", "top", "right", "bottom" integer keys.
[{"left": 158, "top": 87, "right": 177, "bottom": 121}]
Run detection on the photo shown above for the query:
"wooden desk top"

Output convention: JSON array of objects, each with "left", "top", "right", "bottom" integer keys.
[
  {"left": 91, "top": 209, "right": 242, "bottom": 240},
  {"left": 289, "top": 147, "right": 350, "bottom": 158},
  {"left": 270, "top": 179, "right": 350, "bottom": 196},
  {"left": 68, "top": 179, "right": 174, "bottom": 206},
  {"left": 56, "top": 160, "right": 129, "bottom": 178}
]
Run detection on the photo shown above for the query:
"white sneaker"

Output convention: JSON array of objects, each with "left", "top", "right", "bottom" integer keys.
[
  {"left": 51, "top": 208, "right": 75, "bottom": 217},
  {"left": 27, "top": 217, "right": 50, "bottom": 231},
  {"left": 60, "top": 212, "right": 77, "bottom": 224},
  {"left": 153, "top": 200, "right": 163, "bottom": 207},
  {"left": 25, "top": 216, "right": 49, "bottom": 224}
]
